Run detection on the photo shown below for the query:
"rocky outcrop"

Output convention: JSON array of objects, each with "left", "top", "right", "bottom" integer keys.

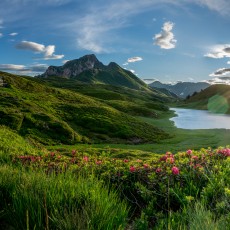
[{"left": 40, "top": 54, "right": 104, "bottom": 78}]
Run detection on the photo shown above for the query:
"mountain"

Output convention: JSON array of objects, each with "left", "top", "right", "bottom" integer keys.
[
  {"left": 37, "top": 54, "right": 147, "bottom": 90},
  {"left": 149, "top": 81, "right": 210, "bottom": 98},
  {"left": 183, "top": 84, "right": 230, "bottom": 113},
  {"left": 0, "top": 71, "right": 171, "bottom": 145}
]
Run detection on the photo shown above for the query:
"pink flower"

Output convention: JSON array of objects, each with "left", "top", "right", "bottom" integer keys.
[
  {"left": 72, "top": 150, "right": 77, "bottom": 156},
  {"left": 123, "top": 159, "right": 129, "bottom": 163},
  {"left": 130, "top": 166, "right": 136, "bottom": 172},
  {"left": 191, "top": 156, "right": 198, "bottom": 161},
  {"left": 143, "top": 164, "right": 149, "bottom": 169},
  {"left": 83, "top": 156, "right": 89, "bottom": 162},
  {"left": 160, "top": 155, "right": 167, "bottom": 161},
  {"left": 172, "top": 166, "right": 179, "bottom": 175},
  {"left": 187, "top": 149, "right": 192, "bottom": 155},
  {"left": 57, "top": 155, "right": 61, "bottom": 159},
  {"left": 96, "top": 160, "right": 102, "bottom": 165},
  {"left": 166, "top": 157, "right": 175, "bottom": 164},
  {"left": 156, "top": 168, "right": 162, "bottom": 173},
  {"left": 218, "top": 148, "right": 230, "bottom": 157}
]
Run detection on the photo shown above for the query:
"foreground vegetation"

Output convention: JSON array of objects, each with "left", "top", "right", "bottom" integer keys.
[
  {"left": 1, "top": 70, "right": 230, "bottom": 229},
  {"left": 1, "top": 126, "right": 229, "bottom": 229}
]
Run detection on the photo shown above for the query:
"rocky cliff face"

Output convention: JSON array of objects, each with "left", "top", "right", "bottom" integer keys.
[{"left": 41, "top": 54, "right": 104, "bottom": 78}]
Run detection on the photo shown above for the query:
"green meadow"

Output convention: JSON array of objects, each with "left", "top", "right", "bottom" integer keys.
[{"left": 1, "top": 72, "right": 230, "bottom": 229}]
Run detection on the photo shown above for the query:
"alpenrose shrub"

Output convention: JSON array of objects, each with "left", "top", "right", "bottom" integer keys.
[{"left": 14, "top": 147, "right": 230, "bottom": 227}]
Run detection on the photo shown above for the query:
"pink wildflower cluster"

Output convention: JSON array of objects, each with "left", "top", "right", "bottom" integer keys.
[
  {"left": 172, "top": 166, "right": 179, "bottom": 175},
  {"left": 160, "top": 152, "right": 175, "bottom": 164},
  {"left": 217, "top": 148, "right": 230, "bottom": 157},
  {"left": 159, "top": 152, "right": 180, "bottom": 175},
  {"left": 18, "top": 155, "right": 42, "bottom": 163}
]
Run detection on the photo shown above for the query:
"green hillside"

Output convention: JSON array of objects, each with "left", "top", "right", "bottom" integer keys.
[
  {"left": 0, "top": 71, "right": 171, "bottom": 145},
  {"left": 183, "top": 84, "right": 230, "bottom": 113},
  {"left": 29, "top": 76, "right": 174, "bottom": 117}
]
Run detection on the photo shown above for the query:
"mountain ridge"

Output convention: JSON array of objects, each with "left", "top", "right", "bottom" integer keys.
[
  {"left": 149, "top": 81, "right": 210, "bottom": 98},
  {"left": 37, "top": 54, "right": 147, "bottom": 90}
]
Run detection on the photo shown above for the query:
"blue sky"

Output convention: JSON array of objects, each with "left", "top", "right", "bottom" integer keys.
[{"left": 1, "top": 0, "right": 230, "bottom": 84}]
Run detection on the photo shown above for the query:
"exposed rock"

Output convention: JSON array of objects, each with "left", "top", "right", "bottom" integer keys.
[{"left": 40, "top": 54, "right": 104, "bottom": 78}]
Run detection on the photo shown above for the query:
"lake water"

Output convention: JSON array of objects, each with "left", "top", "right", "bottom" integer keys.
[{"left": 170, "top": 108, "right": 230, "bottom": 129}]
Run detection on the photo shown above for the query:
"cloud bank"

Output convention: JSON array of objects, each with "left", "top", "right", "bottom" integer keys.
[
  {"left": 205, "top": 44, "right": 230, "bottom": 59},
  {"left": 154, "top": 21, "right": 176, "bottom": 49},
  {"left": 0, "top": 63, "right": 48, "bottom": 74},
  {"left": 16, "top": 41, "right": 64, "bottom": 60},
  {"left": 209, "top": 68, "right": 230, "bottom": 77}
]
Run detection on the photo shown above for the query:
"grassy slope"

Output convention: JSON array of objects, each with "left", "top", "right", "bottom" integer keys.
[
  {"left": 0, "top": 71, "right": 171, "bottom": 145},
  {"left": 28, "top": 75, "right": 173, "bottom": 117},
  {"left": 50, "top": 109, "right": 230, "bottom": 155},
  {"left": 181, "top": 84, "right": 230, "bottom": 113}
]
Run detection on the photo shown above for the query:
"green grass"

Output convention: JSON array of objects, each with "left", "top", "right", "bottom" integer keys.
[
  {"left": 48, "top": 109, "right": 230, "bottom": 156},
  {"left": 0, "top": 71, "right": 171, "bottom": 145},
  {"left": 0, "top": 165, "right": 129, "bottom": 230},
  {"left": 181, "top": 84, "right": 230, "bottom": 114},
  {"left": 0, "top": 124, "right": 230, "bottom": 229}
]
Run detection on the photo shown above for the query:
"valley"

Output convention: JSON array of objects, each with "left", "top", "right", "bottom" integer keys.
[{"left": 1, "top": 55, "right": 230, "bottom": 229}]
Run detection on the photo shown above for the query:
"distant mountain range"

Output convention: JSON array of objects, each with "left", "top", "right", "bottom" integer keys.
[
  {"left": 149, "top": 81, "right": 210, "bottom": 98},
  {"left": 37, "top": 54, "right": 147, "bottom": 90}
]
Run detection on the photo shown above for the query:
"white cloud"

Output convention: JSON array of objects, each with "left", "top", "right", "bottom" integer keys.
[
  {"left": 62, "top": 59, "right": 70, "bottom": 64},
  {"left": 143, "top": 78, "right": 157, "bottom": 84},
  {"left": 205, "top": 44, "right": 230, "bottom": 59},
  {"left": 127, "top": 56, "right": 143, "bottom": 63},
  {"left": 0, "top": 64, "right": 28, "bottom": 71},
  {"left": 0, "top": 33, "right": 3, "bottom": 38},
  {"left": 123, "top": 62, "right": 129, "bottom": 66},
  {"left": 154, "top": 21, "right": 177, "bottom": 49},
  {"left": 206, "top": 76, "right": 230, "bottom": 85},
  {"left": 9, "top": 32, "right": 18, "bottom": 36},
  {"left": 16, "top": 40, "right": 64, "bottom": 60},
  {"left": 228, "top": 61, "right": 230, "bottom": 64},
  {"left": 30, "top": 64, "right": 48, "bottom": 72},
  {"left": 64, "top": 1, "right": 182, "bottom": 53},
  {"left": 129, "top": 69, "right": 135, "bottom": 73},
  {"left": 16, "top": 41, "right": 46, "bottom": 52},
  {"left": 0, "top": 63, "right": 48, "bottom": 75},
  {"left": 193, "top": 0, "right": 230, "bottom": 16},
  {"left": 209, "top": 68, "right": 230, "bottom": 77}
]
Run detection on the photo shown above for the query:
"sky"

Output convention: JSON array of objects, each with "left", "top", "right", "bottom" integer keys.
[{"left": 1, "top": 0, "right": 230, "bottom": 84}]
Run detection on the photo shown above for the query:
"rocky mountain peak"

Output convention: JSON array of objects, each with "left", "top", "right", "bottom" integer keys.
[{"left": 40, "top": 54, "right": 104, "bottom": 78}]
